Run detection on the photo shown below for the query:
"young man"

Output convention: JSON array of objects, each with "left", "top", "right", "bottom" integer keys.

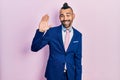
[{"left": 31, "top": 3, "right": 82, "bottom": 80}]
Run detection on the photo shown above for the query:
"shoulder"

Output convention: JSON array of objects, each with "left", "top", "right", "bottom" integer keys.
[
  {"left": 73, "top": 27, "right": 82, "bottom": 37},
  {"left": 45, "top": 25, "right": 61, "bottom": 36},
  {"left": 48, "top": 25, "right": 61, "bottom": 32},
  {"left": 50, "top": 25, "right": 61, "bottom": 30}
]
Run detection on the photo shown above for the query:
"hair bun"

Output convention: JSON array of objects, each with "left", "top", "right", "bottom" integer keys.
[
  {"left": 61, "top": 2, "right": 71, "bottom": 9},
  {"left": 63, "top": 3, "right": 68, "bottom": 7}
]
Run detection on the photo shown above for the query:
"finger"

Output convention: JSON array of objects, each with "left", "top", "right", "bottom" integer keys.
[
  {"left": 48, "top": 24, "right": 52, "bottom": 28},
  {"left": 45, "top": 15, "right": 49, "bottom": 22},
  {"left": 41, "top": 14, "right": 48, "bottom": 21},
  {"left": 41, "top": 15, "right": 45, "bottom": 21}
]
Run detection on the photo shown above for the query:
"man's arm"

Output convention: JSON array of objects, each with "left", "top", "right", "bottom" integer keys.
[
  {"left": 31, "top": 29, "right": 49, "bottom": 52},
  {"left": 31, "top": 14, "right": 51, "bottom": 52}
]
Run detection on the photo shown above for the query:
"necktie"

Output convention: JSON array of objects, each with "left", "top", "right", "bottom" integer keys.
[
  {"left": 64, "top": 29, "right": 70, "bottom": 72},
  {"left": 64, "top": 29, "right": 70, "bottom": 51}
]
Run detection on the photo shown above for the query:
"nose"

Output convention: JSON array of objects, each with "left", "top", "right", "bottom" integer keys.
[{"left": 64, "top": 16, "right": 67, "bottom": 20}]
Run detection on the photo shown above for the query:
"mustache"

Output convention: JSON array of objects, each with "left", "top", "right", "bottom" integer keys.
[{"left": 61, "top": 20, "right": 70, "bottom": 22}]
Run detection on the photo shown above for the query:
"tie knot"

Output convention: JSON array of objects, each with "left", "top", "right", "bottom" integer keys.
[{"left": 66, "top": 29, "right": 70, "bottom": 33}]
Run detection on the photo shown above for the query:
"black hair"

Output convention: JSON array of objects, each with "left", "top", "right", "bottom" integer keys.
[{"left": 61, "top": 3, "right": 73, "bottom": 11}]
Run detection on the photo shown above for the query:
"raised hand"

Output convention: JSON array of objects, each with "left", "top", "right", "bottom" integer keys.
[{"left": 38, "top": 14, "right": 51, "bottom": 32}]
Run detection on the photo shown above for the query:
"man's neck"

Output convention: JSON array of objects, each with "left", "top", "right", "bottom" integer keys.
[{"left": 62, "top": 25, "right": 72, "bottom": 29}]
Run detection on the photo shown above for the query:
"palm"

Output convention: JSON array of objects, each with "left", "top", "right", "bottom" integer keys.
[{"left": 39, "top": 14, "right": 51, "bottom": 32}]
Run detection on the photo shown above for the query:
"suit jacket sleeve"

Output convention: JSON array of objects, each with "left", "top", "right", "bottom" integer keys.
[
  {"left": 31, "top": 29, "right": 50, "bottom": 52},
  {"left": 75, "top": 33, "right": 82, "bottom": 80}
]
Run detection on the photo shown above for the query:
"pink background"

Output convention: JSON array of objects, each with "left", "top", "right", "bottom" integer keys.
[{"left": 1, "top": 0, "right": 120, "bottom": 80}]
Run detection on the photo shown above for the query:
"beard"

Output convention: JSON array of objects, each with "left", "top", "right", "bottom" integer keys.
[{"left": 61, "top": 20, "right": 73, "bottom": 28}]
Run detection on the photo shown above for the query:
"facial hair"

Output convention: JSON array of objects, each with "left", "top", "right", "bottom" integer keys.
[{"left": 61, "top": 20, "right": 72, "bottom": 28}]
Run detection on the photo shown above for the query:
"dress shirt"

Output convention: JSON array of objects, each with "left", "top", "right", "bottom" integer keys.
[
  {"left": 62, "top": 25, "right": 73, "bottom": 48},
  {"left": 62, "top": 25, "right": 74, "bottom": 71}
]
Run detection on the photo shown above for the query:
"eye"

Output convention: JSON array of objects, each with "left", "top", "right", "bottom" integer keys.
[
  {"left": 67, "top": 15, "right": 69, "bottom": 17},
  {"left": 60, "top": 14, "right": 64, "bottom": 17},
  {"left": 66, "top": 14, "right": 70, "bottom": 17}
]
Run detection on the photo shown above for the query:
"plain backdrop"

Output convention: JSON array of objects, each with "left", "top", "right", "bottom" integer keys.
[{"left": 0, "top": 0, "right": 120, "bottom": 80}]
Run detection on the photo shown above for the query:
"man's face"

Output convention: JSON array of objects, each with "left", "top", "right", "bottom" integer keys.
[{"left": 59, "top": 8, "right": 75, "bottom": 28}]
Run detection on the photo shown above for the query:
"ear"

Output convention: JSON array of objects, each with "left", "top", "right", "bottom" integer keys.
[{"left": 73, "top": 13, "right": 75, "bottom": 19}]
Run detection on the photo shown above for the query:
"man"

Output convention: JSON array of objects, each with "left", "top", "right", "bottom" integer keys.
[{"left": 31, "top": 3, "right": 82, "bottom": 80}]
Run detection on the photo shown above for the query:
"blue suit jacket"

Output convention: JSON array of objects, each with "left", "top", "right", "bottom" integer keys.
[{"left": 31, "top": 25, "right": 82, "bottom": 80}]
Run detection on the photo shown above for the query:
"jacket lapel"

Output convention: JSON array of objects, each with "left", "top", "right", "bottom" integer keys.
[
  {"left": 57, "top": 25, "right": 65, "bottom": 52},
  {"left": 67, "top": 28, "right": 77, "bottom": 52},
  {"left": 57, "top": 25, "right": 77, "bottom": 52}
]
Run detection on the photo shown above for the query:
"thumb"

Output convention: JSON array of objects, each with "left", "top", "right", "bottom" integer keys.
[
  {"left": 48, "top": 24, "right": 52, "bottom": 28},
  {"left": 45, "top": 25, "right": 52, "bottom": 31}
]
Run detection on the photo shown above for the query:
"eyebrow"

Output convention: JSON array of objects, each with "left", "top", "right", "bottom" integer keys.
[
  {"left": 60, "top": 12, "right": 72, "bottom": 15},
  {"left": 66, "top": 13, "right": 71, "bottom": 14}
]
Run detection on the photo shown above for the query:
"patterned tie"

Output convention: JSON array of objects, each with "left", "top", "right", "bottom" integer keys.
[{"left": 64, "top": 29, "right": 70, "bottom": 51}]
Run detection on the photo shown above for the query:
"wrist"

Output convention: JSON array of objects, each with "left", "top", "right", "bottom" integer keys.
[{"left": 39, "top": 29, "right": 45, "bottom": 32}]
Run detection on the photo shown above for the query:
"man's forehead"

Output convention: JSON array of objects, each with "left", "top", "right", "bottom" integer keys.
[{"left": 60, "top": 8, "right": 73, "bottom": 14}]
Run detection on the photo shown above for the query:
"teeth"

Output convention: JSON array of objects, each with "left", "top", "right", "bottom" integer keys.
[{"left": 64, "top": 21, "right": 69, "bottom": 24}]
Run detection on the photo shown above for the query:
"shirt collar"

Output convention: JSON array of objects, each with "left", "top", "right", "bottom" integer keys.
[{"left": 62, "top": 25, "right": 73, "bottom": 32}]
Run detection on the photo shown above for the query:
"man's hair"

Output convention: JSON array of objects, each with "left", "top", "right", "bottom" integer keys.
[{"left": 61, "top": 3, "right": 73, "bottom": 11}]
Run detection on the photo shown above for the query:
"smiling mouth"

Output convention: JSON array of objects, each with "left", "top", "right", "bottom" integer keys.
[
  {"left": 62, "top": 20, "right": 70, "bottom": 24},
  {"left": 64, "top": 21, "right": 70, "bottom": 24}
]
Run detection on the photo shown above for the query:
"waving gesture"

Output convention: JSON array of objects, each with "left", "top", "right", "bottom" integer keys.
[{"left": 39, "top": 14, "right": 51, "bottom": 32}]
